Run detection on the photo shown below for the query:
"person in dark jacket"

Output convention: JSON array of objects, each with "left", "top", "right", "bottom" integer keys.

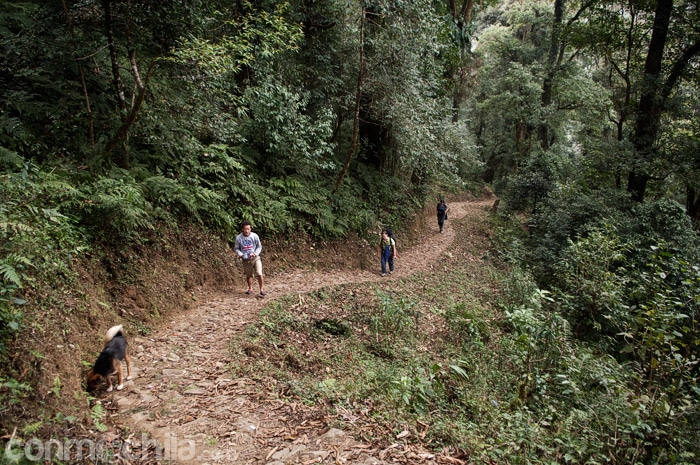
[{"left": 437, "top": 199, "right": 449, "bottom": 233}]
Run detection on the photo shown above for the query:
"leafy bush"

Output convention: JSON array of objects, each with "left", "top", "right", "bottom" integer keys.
[
  {"left": 502, "top": 150, "right": 558, "bottom": 214},
  {"left": 553, "top": 228, "right": 629, "bottom": 337},
  {"left": 242, "top": 77, "right": 336, "bottom": 179},
  {"left": 621, "top": 198, "right": 700, "bottom": 263},
  {"left": 522, "top": 187, "right": 623, "bottom": 283}
]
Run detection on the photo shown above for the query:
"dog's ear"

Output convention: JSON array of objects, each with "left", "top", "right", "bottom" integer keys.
[{"left": 86, "top": 370, "right": 103, "bottom": 392}]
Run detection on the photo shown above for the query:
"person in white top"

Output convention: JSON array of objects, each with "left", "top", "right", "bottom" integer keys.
[{"left": 234, "top": 221, "right": 266, "bottom": 296}]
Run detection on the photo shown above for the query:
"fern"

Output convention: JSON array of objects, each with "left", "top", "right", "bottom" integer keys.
[
  {"left": 90, "top": 403, "right": 107, "bottom": 432},
  {"left": 0, "top": 117, "right": 31, "bottom": 144},
  {"left": 81, "top": 176, "right": 154, "bottom": 237},
  {"left": 0, "top": 146, "right": 23, "bottom": 169},
  {"left": 0, "top": 220, "right": 33, "bottom": 234},
  {"left": 0, "top": 264, "right": 22, "bottom": 287},
  {"left": 142, "top": 175, "right": 227, "bottom": 228},
  {"left": 0, "top": 252, "right": 33, "bottom": 288}
]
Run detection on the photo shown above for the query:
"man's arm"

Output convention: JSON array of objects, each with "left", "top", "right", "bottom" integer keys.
[
  {"left": 254, "top": 235, "right": 263, "bottom": 256},
  {"left": 234, "top": 236, "right": 244, "bottom": 257}
]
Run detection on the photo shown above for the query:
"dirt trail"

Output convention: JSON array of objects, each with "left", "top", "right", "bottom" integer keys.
[{"left": 113, "top": 198, "right": 494, "bottom": 464}]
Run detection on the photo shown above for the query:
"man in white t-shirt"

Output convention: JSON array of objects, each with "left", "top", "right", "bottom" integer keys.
[{"left": 234, "top": 221, "right": 266, "bottom": 296}]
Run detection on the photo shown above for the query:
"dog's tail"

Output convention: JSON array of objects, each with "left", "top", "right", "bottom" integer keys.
[{"left": 105, "top": 324, "right": 125, "bottom": 343}]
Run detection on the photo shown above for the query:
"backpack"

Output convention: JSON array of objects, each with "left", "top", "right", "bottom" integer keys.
[{"left": 382, "top": 228, "right": 397, "bottom": 247}]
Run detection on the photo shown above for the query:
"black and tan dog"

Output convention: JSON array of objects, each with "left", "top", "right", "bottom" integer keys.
[{"left": 87, "top": 324, "right": 132, "bottom": 392}]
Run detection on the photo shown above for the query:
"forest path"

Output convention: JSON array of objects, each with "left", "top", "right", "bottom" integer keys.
[{"left": 113, "top": 198, "right": 494, "bottom": 465}]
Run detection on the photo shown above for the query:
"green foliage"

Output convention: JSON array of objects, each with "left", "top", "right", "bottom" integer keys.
[
  {"left": 492, "top": 266, "right": 694, "bottom": 464},
  {"left": 503, "top": 150, "right": 558, "bottom": 214},
  {"left": 314, "top": 318, "right": 351, "bottom": 337},
  {"left": 50, "top": 376, "right": 62, "bottom": 398},
  {"left": 495, "top": 186, "right": 700, "bottom": 462},
  {"left": 439, "top": 123, "right": 484, "bottom": 185},
  {"left": 505, "top": 288, "right": 573, "bottom": 405},
  {"left": 0, "top": 160, "right": 87, "bottom": 351},
  {"left": 625, "top": 199, "right": 699, "bottom": 255},
  {"left": 0, "top": 376, "right": 32, "bottom": 408},
  {"left": 613, "top": 248, "right": 700, "bottom": 458},
  {"left": 553, "top": 228, "right": 629, "bottom": 336},
  {"left": 242, "top": 78, "right": 336, "bottom": 178},
  {"left": 358, "top": 0, "right": 459, "bottom": 185},
  {"left": 258, "top": 304, "right": 305, "bottom": 337},
  {"left": 443, "top": 302, "right": 490, "bottom": 345},
  {"left": 369, "top": 291, "right": 418, "bottom": 347},
  {"left": 0, "top": 147, "right": 24, "bottom": 169},
  {"left": 90, "top": 402, "right": 107, "bottom": 432},
  {"left": 79, "top": 174, "right": 155, "bottom": 238},
  {"left": 522, "top": 186, "right": 624, "bottom": 282},
  {"left": 389, "top": 368, "right": 437, "bottom": 413},
  {"left": 170, "top": 1, "right": 303, "bottom": 74}
]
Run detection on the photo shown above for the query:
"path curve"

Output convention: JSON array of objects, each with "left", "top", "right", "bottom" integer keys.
[{"left": 113, "top": 198, "right": 494, "bottom": 465}]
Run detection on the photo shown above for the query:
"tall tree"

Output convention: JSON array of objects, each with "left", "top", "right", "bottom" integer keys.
[
  {"left": 335, "top": 4, "right": 366, "bottom": 191},
  {"left": 626, "top": 0, "right": 673, "bottom": 201},
  {"left": 627, "top": 0, "right": 700, "bottom": 202},
  {"left": 537, "top": 0, "right": 565, "bottom": 150},
  {"left": 586, "top": 0, "right": 645, "bottom": 188},
  {"left": 536, "top": 0, "right": 600, "bottom": 150},
  {"left": 447, "top": 0, "right": 477, "bottom": 122}
]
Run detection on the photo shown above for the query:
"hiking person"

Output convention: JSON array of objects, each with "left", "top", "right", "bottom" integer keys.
[
  {"left": 437, "top": 199, "right": 449, "bottom": 233},
  {"left": 379, "top": 229, "right": 397, "bottom": 277},
  {"left": 234, "top": 221, "right": 266, "bottom": 296}
]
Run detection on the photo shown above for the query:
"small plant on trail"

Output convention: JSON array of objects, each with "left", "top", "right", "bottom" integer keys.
[
  {"left": 259, "top": 303, "right": 305, "bottom": 336},
  {"left": 314, "top": 318, "right": 352, "bottom": 336},
  {"left": 0, "top": 376, "right": 31, "bottom": 412},
  {"left": 90, "top": 402, "right": 107, "bottom": 432}
]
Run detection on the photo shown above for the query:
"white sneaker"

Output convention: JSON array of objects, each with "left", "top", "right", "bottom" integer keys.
[
  {"left": 381, "top": 273, "right": 387, "bottom": 277},
  {"left": 389, "top": 271, "right": 393, "bottom": 274}
]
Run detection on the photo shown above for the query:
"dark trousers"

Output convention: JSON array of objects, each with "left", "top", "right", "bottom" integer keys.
[{"left": 381, "top": 248, "right": 394, "bottom": 274}]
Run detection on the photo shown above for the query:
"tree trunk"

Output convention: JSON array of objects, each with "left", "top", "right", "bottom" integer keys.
[
  {"left": 625, "top": 1, "right": 700, "bottom": 205},
  {"left": 448, "top": 0, "right": 475, "bottom": 123},
  {"left": 627, "top": 0, "right": 673, "bottom": 202},
  {"left": 335, "top": 5, "right": 366, "bottom": 191},
  {"left": 105, "top": 59, "right": 155, "bottom": 166},
  {"left": 451, "top": 68, "right": 466, "bottom": 123},
  {"left": 538, "top": 0, "right": 565, "bottom": 150},
  {"left": 102, "top": 0, "right": 127, "bottom": 116},
  {"left": 102, "top": 0, "right": 132, "bottom": 168},
  {"left": 62, "top": 0, "right": 94, "bottom": 148},
  {"left": 102, "top": 0, "right": 157, "bottom": 169},
  {"left": 687, "top": 187, "right": 700, "bottom": 230}
]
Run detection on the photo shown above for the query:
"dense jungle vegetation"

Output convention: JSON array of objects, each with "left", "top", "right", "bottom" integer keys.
[{"left": 1, "top": 0, "right": 699, "bottom": 463}]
